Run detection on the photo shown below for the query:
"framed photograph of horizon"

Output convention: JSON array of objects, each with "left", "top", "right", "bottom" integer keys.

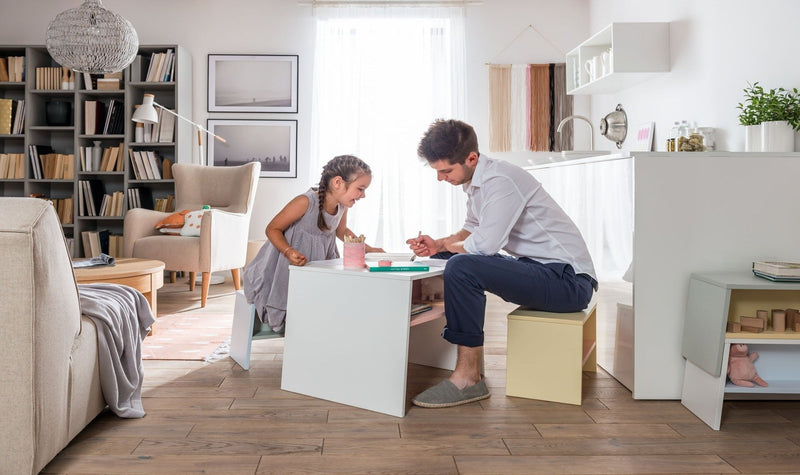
[
  {"left": 207, "top": 119, "right": 297, "bottom": 178},
  {"left": 208, "top": 54, "right": 298, "bottom": 113}
]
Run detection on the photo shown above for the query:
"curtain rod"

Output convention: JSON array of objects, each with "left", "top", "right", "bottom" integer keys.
[{"left": 299, "top": 1, "right": 482, "bottom": 6}]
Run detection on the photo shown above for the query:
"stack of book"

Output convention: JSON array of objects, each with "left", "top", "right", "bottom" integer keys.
[{"left": 752, "top": 261, "right": 800, "bottom": 282}]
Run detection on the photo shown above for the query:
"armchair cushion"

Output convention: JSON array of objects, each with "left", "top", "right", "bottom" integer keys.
[
  {"left": 180, "top": 209, "right": 207, "bottom": 237},
  {"left": 154, "top": 209, "right": 189, "bottom": 230}
]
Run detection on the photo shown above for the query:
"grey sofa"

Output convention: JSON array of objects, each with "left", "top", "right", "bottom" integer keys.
[{"left": 0, "top": 197, "right": 105, "bottom": 474}]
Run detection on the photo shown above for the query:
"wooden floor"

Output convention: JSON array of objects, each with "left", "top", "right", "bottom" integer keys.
[{"left": 43, "top": 276, "right": 800, "bottom": 474}]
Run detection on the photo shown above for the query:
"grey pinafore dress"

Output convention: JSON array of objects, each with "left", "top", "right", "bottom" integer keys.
[{"left": 243, "top": 188, "right": 344, "bottom": 332}]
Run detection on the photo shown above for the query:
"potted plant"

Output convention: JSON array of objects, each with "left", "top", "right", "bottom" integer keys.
[{"left": 737, "top": 82, "right": 800, "bottom": 152}]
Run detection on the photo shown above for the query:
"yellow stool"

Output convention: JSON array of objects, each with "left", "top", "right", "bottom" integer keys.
[{"left": 505, "top": 302, "right": 597, "bottom": 405}]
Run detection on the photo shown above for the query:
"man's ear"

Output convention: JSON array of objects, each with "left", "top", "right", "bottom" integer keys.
[{"left": 466, "top": 152, "right": 479, "bottom": 167}]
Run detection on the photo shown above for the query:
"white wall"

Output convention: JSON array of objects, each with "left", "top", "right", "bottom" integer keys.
[
  {"left": 0, "top": 0, "right": 588, "bottom": 239},
  {"left": 588, "top": 0, "right": 800, "bottom": 154}
]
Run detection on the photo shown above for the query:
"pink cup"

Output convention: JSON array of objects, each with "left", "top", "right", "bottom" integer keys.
[{"left": 342, "top": 242, "right": 366, "bottom": 269}]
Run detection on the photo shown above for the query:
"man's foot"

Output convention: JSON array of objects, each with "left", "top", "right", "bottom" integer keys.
[{"left": 411, "top": 378, "right": 490, "bottom": 408}]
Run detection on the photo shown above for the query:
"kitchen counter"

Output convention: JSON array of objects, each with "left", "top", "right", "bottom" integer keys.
[{"left": 528, "top": 151, "right": 800, "bottom": 399}]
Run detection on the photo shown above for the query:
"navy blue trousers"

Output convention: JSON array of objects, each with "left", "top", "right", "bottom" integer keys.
[{"left": 435, "top": 252, "right": 596, "bottom": 347}]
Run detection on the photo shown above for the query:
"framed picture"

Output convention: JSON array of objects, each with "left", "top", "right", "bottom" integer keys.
[
  {"left": 208, "top": 54, "right": 298, "bottom": 113},
  {"left": 632, "top": 122, "right": 655, "bottom": 151},
  {"left": 207, "top": 119, "right": 297, "bottom": 178}
]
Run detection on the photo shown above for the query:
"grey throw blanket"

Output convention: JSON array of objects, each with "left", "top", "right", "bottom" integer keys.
[{"left": 78, "top": 283, "right": 155, "bottom": 418}]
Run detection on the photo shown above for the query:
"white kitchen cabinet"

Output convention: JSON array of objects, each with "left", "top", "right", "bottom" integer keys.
[
  {"left": 528, "top": 152, "right": 800, "bottom": 399},
  {"left": 566, "top": 22, "right": 670, "bottom": 95}
]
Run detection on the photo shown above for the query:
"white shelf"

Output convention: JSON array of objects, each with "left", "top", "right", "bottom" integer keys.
[
  {"left": 726, "top": 380, "right": 800, "bottom": 394},
  {"left": 566, "top": 22, "right": 670, "bottom": 95}
]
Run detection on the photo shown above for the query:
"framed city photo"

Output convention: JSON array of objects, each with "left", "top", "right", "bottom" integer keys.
[
  {"left": 207, "top": 54, "right": 298, "bottom": 113},
  {"left": 207, "top": 119, "right": 297, "bottom": 178}
]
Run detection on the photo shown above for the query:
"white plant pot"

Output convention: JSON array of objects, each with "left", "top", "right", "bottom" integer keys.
[
  {"left": 761, "top": 120, "right": 795, "bottom": 152},
  {"left": 744, "top": 124, "right": 761, "bottom": 152}
]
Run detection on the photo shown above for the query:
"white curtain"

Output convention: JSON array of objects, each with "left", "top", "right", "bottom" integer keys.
[{"left": 311, "top": 5, "right": 466, "bottom": 251}]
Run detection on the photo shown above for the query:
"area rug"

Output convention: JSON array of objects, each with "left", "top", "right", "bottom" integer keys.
[{"left": 142, "top": 312, "right": 233, "bottom": 360}]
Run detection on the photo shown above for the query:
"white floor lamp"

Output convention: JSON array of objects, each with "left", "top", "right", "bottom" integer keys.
[{"left": 132, "top": 93, "right": 226, "bottom": 164}]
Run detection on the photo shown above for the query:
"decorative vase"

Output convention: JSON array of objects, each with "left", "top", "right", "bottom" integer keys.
[
  {"left": 45, "top": 100, "right": 72, "bottom": 126},
  {"left": 744, "top": 124, "right": 761, "bottom": 152},
  {"left": 92, "top": 140, "right": 103, "bottom": 171},
  {"left": 761, "top": 120, "right": 795, "bottom": 152}
]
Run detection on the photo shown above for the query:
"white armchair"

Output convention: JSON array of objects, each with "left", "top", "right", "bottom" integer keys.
[{"left": 123, "top": 162, "right": 260, "bottom": 307}]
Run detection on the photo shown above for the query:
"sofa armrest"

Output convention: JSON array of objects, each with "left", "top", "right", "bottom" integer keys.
[
  {"left": 199, "top": 209, "right": 250, "bottom": 271},
  {"left": 123, "top": 208, "right": 171, "bottom": 257}
]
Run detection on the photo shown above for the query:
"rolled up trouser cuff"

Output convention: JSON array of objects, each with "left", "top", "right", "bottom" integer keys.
[{"left": 442, "top": 326, "right": 484, "bottom": 347}]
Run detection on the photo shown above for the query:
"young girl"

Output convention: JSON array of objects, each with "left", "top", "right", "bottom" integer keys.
[{"left": 243, "top": 155, "right": 382, "bottom": 333}]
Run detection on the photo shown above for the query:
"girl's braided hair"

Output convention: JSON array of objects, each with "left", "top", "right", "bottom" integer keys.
[{"left": 316, "top": 155, "right": 371, "bottom": 231}]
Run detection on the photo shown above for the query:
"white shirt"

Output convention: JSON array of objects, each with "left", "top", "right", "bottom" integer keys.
[{"left": 462, "top": 155, "right": 597, "bottom": 280}]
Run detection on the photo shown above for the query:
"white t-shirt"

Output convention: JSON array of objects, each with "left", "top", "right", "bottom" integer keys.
[{"left": 462, "top": 155, "right": 597, "bottom": 280}]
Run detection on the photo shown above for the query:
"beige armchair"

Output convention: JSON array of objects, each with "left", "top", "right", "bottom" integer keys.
[
  {"left": 123, "top": 162, "right": 260, "bottom": 307},
  {"left": 1, "top": 198, "right": 105, "bottom": 474}
]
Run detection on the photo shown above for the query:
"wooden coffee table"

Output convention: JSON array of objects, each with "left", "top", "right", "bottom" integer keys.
[{"left": 73, "top": 258, "right": 165, "bottom": 317}]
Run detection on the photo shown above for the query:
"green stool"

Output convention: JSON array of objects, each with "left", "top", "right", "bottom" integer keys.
[{"left": 230, "top": 290, "right": 283, "bottom": 370}]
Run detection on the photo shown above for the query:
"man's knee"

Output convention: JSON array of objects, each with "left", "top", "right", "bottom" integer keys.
[{"left": 442, "top": 253, "right": 482, "bottom": 282}]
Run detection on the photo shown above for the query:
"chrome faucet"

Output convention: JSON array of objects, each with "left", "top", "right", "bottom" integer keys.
[{"left": 556, "top": 115, "right": 594, "bottom": 151}]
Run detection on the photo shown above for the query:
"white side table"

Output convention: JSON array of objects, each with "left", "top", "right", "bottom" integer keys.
[{"left": 280, "top": 259, "right": 455, "bottom": 417}]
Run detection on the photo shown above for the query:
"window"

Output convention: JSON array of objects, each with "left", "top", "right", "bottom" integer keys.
[{"left": 311, "top": 5, "right": 466, "bottom": 250}]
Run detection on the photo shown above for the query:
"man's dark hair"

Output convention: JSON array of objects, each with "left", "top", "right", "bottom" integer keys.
[{"left": 417, "top": 119, "right": 479, "bottom": 165}]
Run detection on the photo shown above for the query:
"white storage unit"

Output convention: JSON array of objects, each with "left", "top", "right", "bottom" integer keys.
[
  {"left": 566, "top": 22, "right": 670, "bottom": 95},
  {"left": 681, "top": 272, "right": 800, "bottom": 430}
]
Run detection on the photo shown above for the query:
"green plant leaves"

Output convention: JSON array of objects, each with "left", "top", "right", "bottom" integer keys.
[{"left": 738, "top": 81, "right": 800, "bottom": 131}]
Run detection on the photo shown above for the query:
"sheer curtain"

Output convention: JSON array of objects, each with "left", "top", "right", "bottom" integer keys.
[{"left": 310, "top": 5, "right": 466, "bottom": 251}]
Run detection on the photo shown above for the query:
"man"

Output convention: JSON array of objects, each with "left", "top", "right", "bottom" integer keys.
[{"left": 407, "top": 119, "right": 597, "bottom": 408}]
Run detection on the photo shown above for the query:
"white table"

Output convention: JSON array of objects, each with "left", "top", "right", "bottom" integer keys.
[{"left": 280, "top": 259, "right": 455, "bottom": 417}]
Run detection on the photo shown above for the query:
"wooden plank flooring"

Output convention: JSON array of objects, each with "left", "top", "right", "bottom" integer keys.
[{"left": 42, "top": 276, "right": 800, "bottom": 474}]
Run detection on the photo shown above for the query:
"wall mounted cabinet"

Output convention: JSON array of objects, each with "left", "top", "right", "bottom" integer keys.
[{"left": 566, "top": 22, "right": 670, "bottom": 95}]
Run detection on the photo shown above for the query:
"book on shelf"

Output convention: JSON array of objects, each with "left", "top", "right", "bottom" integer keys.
[
  {"left": 410, "top": 302, "right": 433, "bottom": 316},
  {"left": 78, "top": 179, "right": 105, "bottom": 217},
  {"left": 11, "top": 99, "right": 24, "bottom": 134},
  {"left": 0, "top": 153, "right": 22, "bottom": 178},
  {"left": 0, "top": 57, "right": 8, "bottom": 82},
  {"left": 752, "top": 261, "right": 800, "bottom": 278},
  {"left": 81, "top": 230, "right": 106, "bottom": 258},
  {"left": 753, "top": 270, "right": 800, "bottom": 283},
  {"left": 162, "top": 157, "right": 173, "bottom": 179},
  {"left": 96, "top": 78, "right": 120, "bottom": 90},
  {"left": 129, "top": 55, "right": 142, "bottom": 82},
  {"left": 157, "top": 110, "right": 175, "bottom": 142},
  {"left": 0, "top": 97, "right": 12, "bottom": 134}
]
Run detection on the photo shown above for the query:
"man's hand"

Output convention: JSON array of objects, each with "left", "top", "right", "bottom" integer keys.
[{"left": 406, "top": 234, "right": 438, "bottom": 258}]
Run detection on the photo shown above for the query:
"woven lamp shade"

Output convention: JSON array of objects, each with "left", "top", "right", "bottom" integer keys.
[{"left": 46, "top": 0, "right": 138, "bottom": 74}]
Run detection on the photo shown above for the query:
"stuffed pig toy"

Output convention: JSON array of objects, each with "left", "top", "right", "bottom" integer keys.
[{"left": 726, "top": 343, "right": 768, "bottom": 387}]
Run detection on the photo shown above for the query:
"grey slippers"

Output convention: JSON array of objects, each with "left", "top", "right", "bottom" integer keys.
[{"left": 412, "top": 378, "right": 490, "bottom": 408}]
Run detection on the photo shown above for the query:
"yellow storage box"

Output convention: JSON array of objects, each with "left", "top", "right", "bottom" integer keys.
[{"left": 505, "top": 302, "right": 597, "bottom": 405}]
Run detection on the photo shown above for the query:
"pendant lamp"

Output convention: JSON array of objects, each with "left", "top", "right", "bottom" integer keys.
[{"left": 46, "top": 0, "right": 138, "bottom": 74}]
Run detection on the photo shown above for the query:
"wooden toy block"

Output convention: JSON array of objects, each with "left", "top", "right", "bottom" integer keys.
[
  {"left": 786, "top": 308, "right": 799, "bottom": 329},
  {"left": 773, "top": 311, "right": 787, "bottom": 332},
  {"left": 726, "top": 321, "right": 741, "bottom": 332},
  {"left": 739, "top": 316, "right": 765, "bottom": 329},
  {"left": 741, "top": 325, "right": 764, "bottom": 333}
]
